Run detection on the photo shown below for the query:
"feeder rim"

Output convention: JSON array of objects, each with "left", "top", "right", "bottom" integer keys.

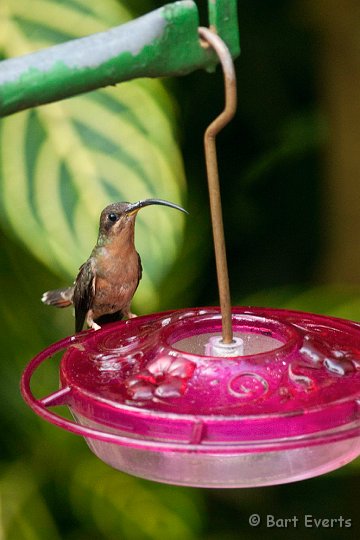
[
  {"left": 21, "top": 355, "right": 360, "bottom": 453},
  {"left": 21, "top": 318, "right": 360, "bottom": 419}
]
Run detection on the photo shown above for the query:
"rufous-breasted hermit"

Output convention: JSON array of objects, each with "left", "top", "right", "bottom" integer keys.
[{"left": 42, "top": 199, "right": 187, "bottom": 332}]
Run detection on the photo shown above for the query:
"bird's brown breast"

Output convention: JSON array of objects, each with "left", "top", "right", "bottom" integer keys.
[{"left": 92, "top": 241, "right": 140, "bottom": 318}]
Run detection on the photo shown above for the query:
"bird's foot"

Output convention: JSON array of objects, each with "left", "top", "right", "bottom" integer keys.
[
  {"left": 91, "top": 321, "right": 102, "bottom": 331},
  {"left": 128, "top": 312, "right": 137, "bottom": 319},
  {"left": 86, "top": 312, "right": 101, "bottom": 331}
]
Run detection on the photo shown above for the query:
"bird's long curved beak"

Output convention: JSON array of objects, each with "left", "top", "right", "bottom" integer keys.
[{"left": 125, "top": 199, "right": 188, "bottom": 216}]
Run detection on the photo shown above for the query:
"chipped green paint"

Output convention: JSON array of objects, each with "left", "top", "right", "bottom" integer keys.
[{"left": 0, "top": 0, "right": 239, "bottom": 117}]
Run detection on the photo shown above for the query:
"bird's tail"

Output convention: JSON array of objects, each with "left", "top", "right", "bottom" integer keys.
[{"left": 42, "top": 286, "right": 74, "bottom": 308}]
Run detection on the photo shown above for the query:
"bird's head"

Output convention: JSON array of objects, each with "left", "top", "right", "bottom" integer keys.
[{"left": 97, "top": 199, "right": 188, "bottom": 242}]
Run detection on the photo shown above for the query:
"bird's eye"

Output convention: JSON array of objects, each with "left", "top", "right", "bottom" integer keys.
[{"left": 108, "top": 213, "right": 118, "bottom": 222}]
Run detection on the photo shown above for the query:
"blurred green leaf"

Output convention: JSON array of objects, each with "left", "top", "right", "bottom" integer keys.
[
  {"left": 240, "top": 283, "right": 360, "bottom": 321},
  {"left": 70, "top": 459, "right": 203, "bottom": 540},
  {"left": 242, "top": 111, "right": 326, "bottom": 186},
  {"left": 0, "top": 0, "right": 186, "bottom": 313},
  {"left": 0, "top": 461, "right": 61, "bottom": 540}
]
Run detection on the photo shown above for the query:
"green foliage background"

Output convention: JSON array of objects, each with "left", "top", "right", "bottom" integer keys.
[{"left": 1, "top": 0, "right": 360, "bottom": 538}]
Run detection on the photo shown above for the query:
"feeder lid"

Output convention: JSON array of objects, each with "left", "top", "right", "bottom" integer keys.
[{"left": 59, "top": 307, "right": 360, "bottom": 449}]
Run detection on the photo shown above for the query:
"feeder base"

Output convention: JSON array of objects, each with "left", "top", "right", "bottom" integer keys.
[{"left": 77, "top": 415, "right": 360, "bottom": 488}]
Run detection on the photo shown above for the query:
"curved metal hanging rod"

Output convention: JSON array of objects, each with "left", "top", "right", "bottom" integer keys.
[{"left": 198, "top": 27, "right": 237, "bottom": 344}]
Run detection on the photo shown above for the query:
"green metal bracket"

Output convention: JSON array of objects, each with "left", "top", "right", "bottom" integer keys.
[{"left": 0, "top": 0, "right": 239, "bottom": 118}]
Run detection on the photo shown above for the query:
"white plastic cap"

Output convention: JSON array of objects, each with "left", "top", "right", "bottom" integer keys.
[{"left": 205, "top": 336, "right": 244, "bottom": 357}]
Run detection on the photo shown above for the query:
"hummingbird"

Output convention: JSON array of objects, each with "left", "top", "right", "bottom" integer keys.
[{"left": 42, "top": 199, "right": 187, "bottom": 332}]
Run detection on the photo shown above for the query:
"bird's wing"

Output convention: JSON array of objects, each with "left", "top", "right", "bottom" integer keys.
[
  {"left": 73, "top": 258, "right": 96, "bottom": 332},
  {"left": 137, "top": 252, "right": 143, "bottom": 289}
]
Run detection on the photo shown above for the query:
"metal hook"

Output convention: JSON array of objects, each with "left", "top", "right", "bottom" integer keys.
[{"left": 198, "top": 27, "right": 237, "bottom": 345}]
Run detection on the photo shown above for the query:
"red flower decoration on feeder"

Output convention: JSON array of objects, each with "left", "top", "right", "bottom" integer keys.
[{"left": 125, "top": 356, "right": 196, "bottom": 401}]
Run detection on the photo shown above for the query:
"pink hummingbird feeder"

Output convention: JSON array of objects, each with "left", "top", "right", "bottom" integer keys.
[
  {"left": 21, "top": 26, "right": 360, "bottom": 488},
  {"left": 21, "top": 306, "right": 360, "bottom": 487}
]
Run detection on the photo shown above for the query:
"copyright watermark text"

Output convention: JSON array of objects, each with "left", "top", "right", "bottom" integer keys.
[{"left": 248, "top": 514, "right": 352, "bottom": 528}]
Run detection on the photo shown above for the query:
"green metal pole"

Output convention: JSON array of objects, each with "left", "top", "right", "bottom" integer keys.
[{"left": 0, "top": 0, "right": 239, "bottom": 118}]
